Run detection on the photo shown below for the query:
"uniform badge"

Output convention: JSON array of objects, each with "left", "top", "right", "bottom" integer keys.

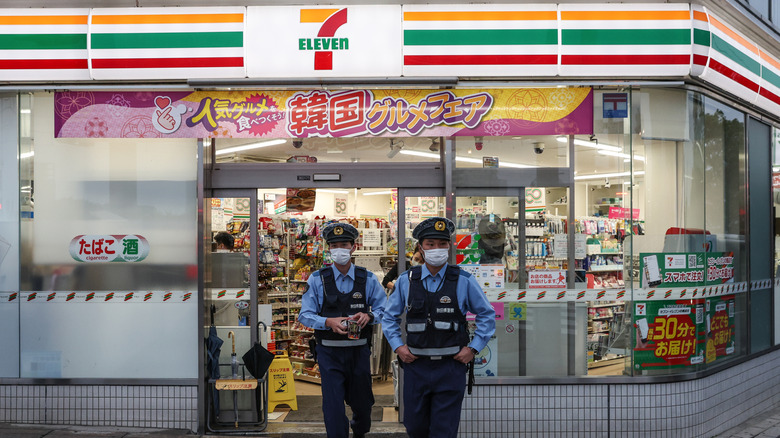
[
  {"left": 352, "top": 292, "right": 363, "bottom": 299},
  {"left": 435, "top": 221, "right": 446, "bottom": 231},
  {"left": 334, "top": 226, "right": 344, "bottom": 235},
  {"left": 440, "top": 296, "right": 452, "bottom": 304}
]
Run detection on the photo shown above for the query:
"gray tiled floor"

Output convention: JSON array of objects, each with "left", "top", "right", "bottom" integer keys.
[{"left": 713, "top": 404, "right": 780, "bottom": 438}]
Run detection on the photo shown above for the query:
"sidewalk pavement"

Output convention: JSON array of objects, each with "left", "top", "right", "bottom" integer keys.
[
  {"left": 713, "top": 403, "right": 780, "bottom": 438},
  {"left": 0, "top": 422, "right": 408, "bottom": 438},
  {"left": 4, "top": 406, "right": 780, "bottom": 438}
]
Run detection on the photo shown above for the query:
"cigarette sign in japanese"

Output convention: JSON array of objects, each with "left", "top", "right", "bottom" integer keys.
[
  {"left": 69, "top": 235, "right": 149, "bottom": 262},
  {"left": 633, "top": 295, "right": 735, "bottom": 370},
  {"left": 55, "top": 88, "right": 593, "bottom": 139},
  {"left": 640, "top": 252, "right": 734, "bottom": 288}
]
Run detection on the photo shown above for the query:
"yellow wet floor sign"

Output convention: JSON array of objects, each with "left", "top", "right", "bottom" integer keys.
[{"left": 268, "top": 351, "right": 298, "bottom": 411}]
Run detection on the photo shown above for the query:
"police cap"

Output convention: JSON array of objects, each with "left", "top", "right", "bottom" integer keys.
[
  {"left": 412, "top": 217, "right": 455, "bottom": 241},
  {"left": 321, "top": 222, "right": 359, "bottom": 244}
]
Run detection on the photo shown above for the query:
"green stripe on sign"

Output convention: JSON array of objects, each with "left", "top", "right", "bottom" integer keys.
[
  {"left": 91, "top": 31, "right": 243, "bottom": 49},
  {"left": 693, "top": 29, "right": 710, "bottom": 47},
  {"left": 404, "top": 29, "right": 557, "bottom": 46},
  {"left": 562, "top": 29, "right": 690, "bottom": 45},
  {"left": 0, "top": 34, "right": 86, "bottom": 50},
  {"left": 712, "top": 35, "right": 760, "bottom": 76},
  {"left": 762, "top": 67, "right": 780, "bottom": 90}
]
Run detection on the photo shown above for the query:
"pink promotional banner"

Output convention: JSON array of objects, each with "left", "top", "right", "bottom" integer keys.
[
  {"left": 55, "top": 88, "right": 592, "bottom": 138},
  {"left": 608, "top": 207, "right": 640, "bottom": 220}
]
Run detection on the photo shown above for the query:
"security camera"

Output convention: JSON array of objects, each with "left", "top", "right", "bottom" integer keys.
[
  {"left": 604, "top": 178, "right": 611, "bottom": 188},
  {"left": 533, "top": 142, "right": 545, "bottom": 154},
  {"left": 293, "top": 139, "right": 303, "bottom": 149}
]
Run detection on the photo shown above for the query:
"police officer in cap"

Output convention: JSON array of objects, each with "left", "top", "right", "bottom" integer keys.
[
  {"left": 381, "top": 217, "right": 495, "bottom": 438},
  {"left": 298, "top": 222, "right": 386, "bottom": 438}
]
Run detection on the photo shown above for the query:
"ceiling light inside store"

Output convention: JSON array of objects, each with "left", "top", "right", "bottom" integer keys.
[
  {"left": 574, "top": 171, "right": 645, "bottom": 181},
  {"left": 19, "top": 151, "right": 34, "bottom": 159},
  {"left": 597, "top": 150, "right": 645, "bottom": 161},
  {"left": 556, "top": 137, "right": 622, "bottom": 152},
  {"left": 215, "top": 139, "right": 287, "bottom": 155},
  {"left": 317, "top": 189, "right": 349, "bottom": 194},
  {"left": 398, "top": 150, "right": 535, "bottom": 168},
  {"left": 363, "top": 190, "right": 394, "bottom": 196}
]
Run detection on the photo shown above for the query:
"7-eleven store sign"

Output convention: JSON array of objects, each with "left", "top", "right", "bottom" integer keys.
[{"left": 246, "top": 5, "right": 401, "bottom": 77}]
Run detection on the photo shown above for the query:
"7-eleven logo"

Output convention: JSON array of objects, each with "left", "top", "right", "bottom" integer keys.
[{"left": 299, "top": 8, "right": 348, "bottom": 70}]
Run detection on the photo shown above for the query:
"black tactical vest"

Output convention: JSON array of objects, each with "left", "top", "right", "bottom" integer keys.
[
  {"left": 405, "top": 265, "right": 469, "bottom": 356},
  {"left": 314, "top": 266, "right": 372, "bottom": 346}
]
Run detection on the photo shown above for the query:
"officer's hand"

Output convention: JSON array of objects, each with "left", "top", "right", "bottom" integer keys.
[
  {"left": 454, "top": 346, "right": 476, "bottom": 364},
  {"left": 351, "top": 312, "right": 370, "bottom": 328},
  {"left": 325, "top": 317, "right": 348, "bottom": 335},
  {"left": 395, "top": 345, "right": 418, "bottom": 364}
]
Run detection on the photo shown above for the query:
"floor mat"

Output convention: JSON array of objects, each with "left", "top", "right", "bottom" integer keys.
[{"left": 281, "top": 395, "right": 395, "bottom": 423}]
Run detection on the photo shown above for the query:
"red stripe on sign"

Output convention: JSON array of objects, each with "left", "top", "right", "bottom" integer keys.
[
  {"left": 693, "top": 54, "right": 708, "bottom": 66},
  {"left": 0, "top": 59, "right": 88, "bottom": 69},
  {"left": 708, "top": 58, "right": 760, "bottom": 92},
  {"left": 92, "top": 57, "right": 244, "bottom": 69},
  {"left": 759, "top": 87, "right": 780, "bottom": 106},
  {"left": 314, "top": 51, "right": 332, "bottom": 70},
  {"left": 562, "top": 54, "right": 690, "bottom": 65},
  {"left": 404, "top": 54, "right": 557, "bottom": 66}
]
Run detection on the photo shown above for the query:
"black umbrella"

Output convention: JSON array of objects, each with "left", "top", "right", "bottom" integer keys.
[
  {"left": 205, "top": 306, "right": 224, "bottom": 416},
  {"left": 242, "top": 322, "right": 275, "bottom": 380}
]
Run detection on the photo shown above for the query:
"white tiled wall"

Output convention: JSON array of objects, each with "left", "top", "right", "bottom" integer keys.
[
  {"left": 460, "top": 349, "right": 780, "bottom": 437},
  {"left": 0, "top": 385, "right": 197, "bottom": 432}
]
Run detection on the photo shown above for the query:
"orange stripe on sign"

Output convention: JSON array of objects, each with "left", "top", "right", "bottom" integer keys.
[
  {"left": 760, "top": 51, "right": 780, "bottom": 71},
  {"left": 709, "top": 16, "right": 759, "bottom": 55},
  {"left": 693, "top": 10, "right": 708, "bottom": 22},
  {"left": 92, "top": 13, "right": 243, "bottom": 25},
  {"left": 300, "top": 9, "right": 340, "bottom": 23},
  {"left": 561, "top": 10, "right": 690, "bottom": 21},
  {"left": 0, "top": 15, "right": 88, "bottom": 25},
  {"left": 403, "top": 11, "right": 557, "bottom": 21}
]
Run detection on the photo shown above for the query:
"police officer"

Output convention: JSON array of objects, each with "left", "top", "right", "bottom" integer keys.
[
  {"left": 382, "top": 217, "right": 496, "bottom": 438},
  {"left": 298, "top": 223, "right": 387, "bottom": 438}
]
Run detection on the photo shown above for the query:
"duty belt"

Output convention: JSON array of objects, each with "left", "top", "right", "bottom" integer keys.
[
  {"left": 408, "top": 346, "right": 460, "bottom": 357},
  {"left": 320, "top": 338, "right": 368, "bottom": 347}
]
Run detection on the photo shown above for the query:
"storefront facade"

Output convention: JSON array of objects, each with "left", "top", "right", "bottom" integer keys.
[{"left": 1, "top": 1, "right": 780, "bottom": 436}]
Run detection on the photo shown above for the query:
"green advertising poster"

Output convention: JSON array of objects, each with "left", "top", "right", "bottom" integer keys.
[
  {"left": 639, "top": 252, "right": 734, "bottom": 287},
  {"left": 633, "top": 295, "right": 736, "bottom": 370},
  {"left": 633, "top": 299, "right": 704, "bottom": 370}
]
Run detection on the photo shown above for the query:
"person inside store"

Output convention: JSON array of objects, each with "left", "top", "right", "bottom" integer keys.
[
  {"left": 477, "top": 215, "right": 506, "bottom": 264},
  {"left": 213, "top": 231, "right": 234, "bottom": 252},
  {"left": 381, "top": 217, "right": 496, "bottom": 438},
  {"left": 382, "top": 245, "right": 424, "bottom": 292},
  {"left": 297, "top": 222, "right": 387, "bottom": 438}
]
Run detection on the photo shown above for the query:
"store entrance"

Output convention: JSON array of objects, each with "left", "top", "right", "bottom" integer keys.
[{"left": 204, "top": 187, "right": 440, "bottom": 426}]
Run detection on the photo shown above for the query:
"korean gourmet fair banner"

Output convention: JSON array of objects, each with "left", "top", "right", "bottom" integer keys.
[{"left": 54, "top": 88, "right": 592, "bottom": 139}]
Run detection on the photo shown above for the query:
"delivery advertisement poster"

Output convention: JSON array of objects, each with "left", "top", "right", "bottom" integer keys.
[
  {"left": 633, "top": 295, "right": 735, "bottom": 370},
  {"left": 640, "top": 252, "right": 734, "bottom": 287}
]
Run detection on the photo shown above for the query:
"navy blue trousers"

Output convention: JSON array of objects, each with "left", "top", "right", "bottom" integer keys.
[
  {"left": 402, "top": 358, "right": 467, "bottom": 438},
  {"left": 316, "top": 343, "right": 374, "bottom": 438}
]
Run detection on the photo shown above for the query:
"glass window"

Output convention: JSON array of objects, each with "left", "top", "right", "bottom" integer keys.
[
  {"left": 455, "top": 136, "right": 568, "bottom": 168},
  {"left": 214, "top": 137, "right": 439, "bottom": 164},
  {"left": 0, "top": 94, "right": 20, "bottom": 377},
  {"left": 19, "top": 92, "right": 199, "bottom": 378}
]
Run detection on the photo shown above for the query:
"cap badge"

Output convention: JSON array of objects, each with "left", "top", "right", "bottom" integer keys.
[
  {"left": 334, "top": 226, "right": 344, "bottom": 235},
  {"left": 435, "top": 221, "right": 446, "bottom": 231},
  {"left": 440, "top": 296, "right": 452, "bottom": 304}
]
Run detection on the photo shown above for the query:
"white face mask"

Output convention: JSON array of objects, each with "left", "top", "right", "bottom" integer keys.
[
  {"left": 423, "top": 248, "right": 449, "bottom": 267},
  {"left": 330, "top": 248, "right": 352, "bottom": 266}
]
